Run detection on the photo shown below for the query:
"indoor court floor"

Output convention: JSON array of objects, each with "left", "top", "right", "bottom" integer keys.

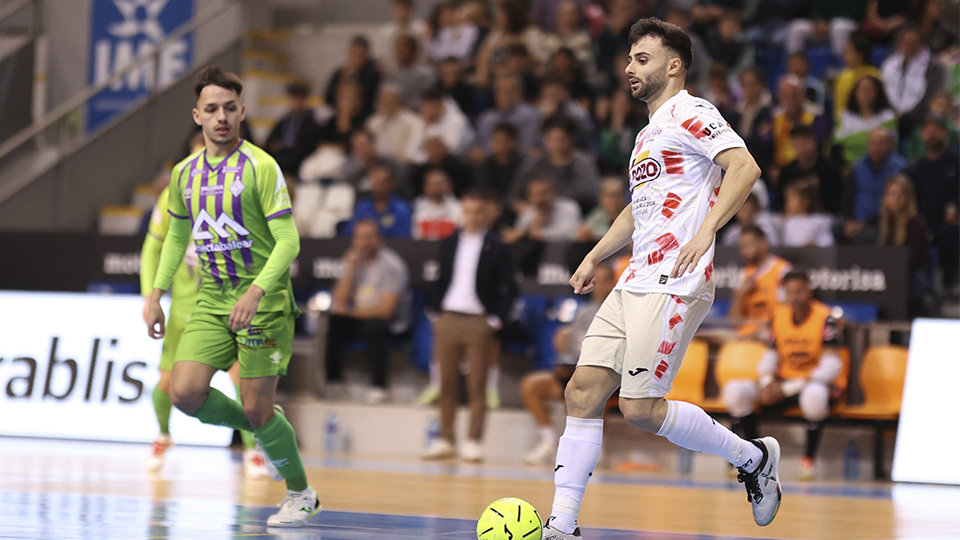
[{"left": 1, "top": 438, "right": 958, "bottom": 540}]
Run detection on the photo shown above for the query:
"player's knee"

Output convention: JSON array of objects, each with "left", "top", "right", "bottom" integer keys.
[
  {"left": 799, "top": 383, "right": 830, "bottom": 422},
  {"left": 168, "top": 383, "right": 207, "bottom": 413},
  {"left": 722, "top": 380, "right": 759, "bottom": 418},
  {"left": 243, "top": 402, "right": 273, "bottom": 430},
  {"left": 520, "top": 372, "right": 548, "bottom": 397},
  {"left": 619, "top": 398, "right": 663, "bottom": 432},
  {"left": 562, "top": 375, "right": 597, "bottom": 415}
]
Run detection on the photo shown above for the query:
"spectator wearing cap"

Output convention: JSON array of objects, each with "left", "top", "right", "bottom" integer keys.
[
  {"left": 834, "top": 75, "right": 898, "bottom": 167},
  {"left": 779, "top": 125, "right": 847, "bottom": 215},
  {"left": 388, "top": 34, "right": 437, "bottom": 109},
  {"left": 512, "top": 115, "right": 599, "bottom": 208},
  {"left": 475, "top": 122, "right": 524, "bottom": 198},
  {"left": 265, "top": 82, "right": 322, "bottom": 180},
  {"left": 436, "top": 57, "right": 477, "bottom": 120},
  {"left": 325, "top": 36, "right": 381, "bottom": 119},
  {"left": 849, "top": 127, "right": 907, "bottom": 225},
  {"left": 345, "top": 165, "right": 413, "bottom": 238},
  {"left": 771, "top": 74, "right": 830, "bottom": 170},
  {"left": 833, "top": 31, "right": 881, "bottom": 120},
  {"left": 474, "top": 75, "right": 542, "bottom": 155},
  {"left": 906, "top": 115, "right": 960, "bottom": 290},
  {"left": 881, "top": 25, "right": 947, "bottom": 138},
  {"left": 413, "top": 168, "right": 462, "bottom": 240},
  {"left": 366, "top": 83, "right": 422, "bottom": 163}
]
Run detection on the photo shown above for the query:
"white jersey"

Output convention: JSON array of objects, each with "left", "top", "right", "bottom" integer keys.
[{"left": 616, "top": 90, "right": 746, "bottom": 301}]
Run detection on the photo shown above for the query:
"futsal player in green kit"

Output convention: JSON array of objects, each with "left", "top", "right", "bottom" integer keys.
[
  {"left": 140, "top": 133, "right": 270, "bottom": 478},
  {"left": 144, "top": 66, "right": 319, "bottom": 527}
]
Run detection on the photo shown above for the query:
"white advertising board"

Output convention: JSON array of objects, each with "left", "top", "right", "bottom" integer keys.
[
  {"left": 0, "top": 291, "right": 234, "bottom": 446},
  {"left": 892, "top": 318, "right": 960, "bottom": 485}
]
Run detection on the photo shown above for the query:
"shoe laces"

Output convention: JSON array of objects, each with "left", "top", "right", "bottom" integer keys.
[{"left": 737, "top": 468, "right": 763, "bottom": 504}]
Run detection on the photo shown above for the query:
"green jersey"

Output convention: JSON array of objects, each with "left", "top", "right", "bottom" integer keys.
[
  {"left": 164, "top": 140, "right": 296, "bottom": 315},
  {"left": 141, "top": 185, "right": 201, "bottom": 305}
]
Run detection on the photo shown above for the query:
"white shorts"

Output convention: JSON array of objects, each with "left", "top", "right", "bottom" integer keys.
[{"left": 577, "top": 290, "right": 712, "bottom": 399}]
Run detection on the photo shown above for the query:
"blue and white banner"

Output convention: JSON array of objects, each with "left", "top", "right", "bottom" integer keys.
[{"left": 87, "top": 0, "right": 194, "bottom": 133}]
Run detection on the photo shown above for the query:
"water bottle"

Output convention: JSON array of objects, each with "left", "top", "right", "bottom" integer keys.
[
  {"left": 425, "top": 418, "right": 440, "bottom": 450},
  {"left": 678, "top": 447, "right": 694, "bottom": 475},
  {"left": 325, "top": 413, "right": 340, "bottom": 455},
  {"left": 843, "top": 440, "right": 860, "bottom": 481}
]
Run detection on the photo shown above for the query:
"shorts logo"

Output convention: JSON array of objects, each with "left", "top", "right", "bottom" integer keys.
[
  {"left": 238, "top": 336, "right": 278, "bottom": 350},
  {"left": 248, "top": 326, "right": 264, "bottom": 336},
  {"left": 269, "top": 352, "right": 283, "bottom": 364},
  {"left": 659, "top": 275, "right": 669, "bottom": 284}
]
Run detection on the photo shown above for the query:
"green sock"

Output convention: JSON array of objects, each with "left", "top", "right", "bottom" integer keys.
[
  {"left": 255, "top": 412, "right": 308, "bottom": 491},
  {"left": 152, "top": 386, "right": 172, "bottom": 435},
  {"left": 193, "top": 387, "right": 254, "bottom": 432},
  {"left": 234, "top": 383, "right": 256, "bottom": 451}
]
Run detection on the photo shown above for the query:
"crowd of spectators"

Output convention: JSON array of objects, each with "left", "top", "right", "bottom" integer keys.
[{"left": 258, "top": 0, "right": 959, "bottom": 314}]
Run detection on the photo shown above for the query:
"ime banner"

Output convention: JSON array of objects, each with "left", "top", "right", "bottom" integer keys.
[
  {"left": 0, "top": 291, "right": 233, "bottom": 446},
  {"left": 86, "top": 0, "right": 194, "bottom": 132}
]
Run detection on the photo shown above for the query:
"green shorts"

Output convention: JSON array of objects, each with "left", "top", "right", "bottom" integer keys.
[
  {"left": 160, "top": 306, "right": 193, "bottom": 371},
  {"left": 174, "top": 311, "right": 294, "bottom": 378}
]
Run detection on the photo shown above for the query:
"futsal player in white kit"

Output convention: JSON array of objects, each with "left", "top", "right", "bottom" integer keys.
[{"left": 542, "top": 18, "right": 781, "bottom": 539}]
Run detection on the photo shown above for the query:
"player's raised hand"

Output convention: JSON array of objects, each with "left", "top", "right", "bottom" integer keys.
[
  {"left": 145, "top": 298, "right": 166, "bottom": 339},
  {"left": 570, "top": 256, "right": 598, "bottom": 295},
  {"left": 230, "top": 285, "right": 264, "bottom": 331},
  {"left": 671, "top": 230, "right": 714, "bottom": 278}
]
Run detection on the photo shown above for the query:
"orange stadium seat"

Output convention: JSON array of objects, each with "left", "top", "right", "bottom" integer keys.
[
  {"left": 700, "top": 340, "right": 767, "bottom": 413},
  {"left": 837, "top": 345, "right": 909, "bottom": 420},
  {"left": 665, "top": 340, "right": 709, "bottom": 405}
]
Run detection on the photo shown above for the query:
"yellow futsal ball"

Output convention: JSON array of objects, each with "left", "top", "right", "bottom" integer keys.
[{"left": 477, "top": 497, "right": 543, "bottom": 540}]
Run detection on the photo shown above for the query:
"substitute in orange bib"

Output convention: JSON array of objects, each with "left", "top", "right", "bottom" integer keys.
[
  {"left": 722, "top": 270, "right": 846, "bottom": 480},
  {"left": 729, "top": 225, "right": 791, "bottom": 339}
]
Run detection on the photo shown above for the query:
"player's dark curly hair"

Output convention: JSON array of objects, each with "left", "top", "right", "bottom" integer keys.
[
  {"left": 193, "top": 66, "right": 243, "bottom": 97},
  {"left": 627, "top": 18, "right": 693, "bottom": 71}
]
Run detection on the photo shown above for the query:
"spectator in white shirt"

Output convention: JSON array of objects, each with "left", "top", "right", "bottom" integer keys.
[
  {"left": 413, "top": 168, "right": 463, "bottom": 240},
  {"left": 366, "top": 83, "right": 422, "bottom": 163},
  {"left": 407, "top": 88, "right": 475, "bottom": 164},
  {"left": 426, "top": 2, "right": 480, "bottom": 63},
  {"left": 780, "top": 182, "right": 836, "bottom": 247},
  {"left": 504, "top": 178, "right": 581, "bottom": 243}
]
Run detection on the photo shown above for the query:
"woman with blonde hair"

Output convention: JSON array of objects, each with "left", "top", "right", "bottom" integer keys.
[{"left": 875, "top": 175, "right": 934, "bottom": 315}]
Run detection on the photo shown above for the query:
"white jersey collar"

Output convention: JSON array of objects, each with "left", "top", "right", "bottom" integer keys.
[{"left": 649, "top": 89, "right": 689, "bottom": 121}]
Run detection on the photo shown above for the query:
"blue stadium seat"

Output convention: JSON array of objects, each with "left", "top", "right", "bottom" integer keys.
[
  {"left": 870, "top": 45, "right": 891, "bottom": 68},
  {"left": 805, "top": 45, "right": 834, "bottom": 79}
]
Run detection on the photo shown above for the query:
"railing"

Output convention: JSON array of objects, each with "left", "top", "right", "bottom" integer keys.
[{"left": 0, "top": 0, "right": 242, "bottom": 206}]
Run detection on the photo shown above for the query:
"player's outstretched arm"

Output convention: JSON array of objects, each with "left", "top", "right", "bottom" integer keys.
[
  {"left": 229, "top": 214, "right": 300, "bottom": 331},
  {"left": 671, "top": 147, "right": 760, "bottom": 278},
  {"left": 570, "top": 203, "right": 633, "bottom": 294}
]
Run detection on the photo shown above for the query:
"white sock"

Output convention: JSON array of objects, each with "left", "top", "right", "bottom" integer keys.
[
  {"left": 657, "top": 400, "right": 762, "bottom": 472},
  {"left": 539, "top": 426, "right": 558, "bottom": 443},
  {"left": 550, "top": 417, "right": 602, "bottom": 534},
  {"left": 487, "top": 365, "right": 500, "bottom": 392}
]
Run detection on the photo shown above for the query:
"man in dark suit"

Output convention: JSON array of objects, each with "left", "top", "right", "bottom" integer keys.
[
  {"left": 266, "top": 82, "right": 322, "bottom": 180},
  {"left": 423, "top": 190, "right": 519, "bottom": 463}
]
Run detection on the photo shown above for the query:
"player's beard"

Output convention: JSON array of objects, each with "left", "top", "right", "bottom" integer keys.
[{"left": 631, "top": 63, "right": 668, "bottom": 103}]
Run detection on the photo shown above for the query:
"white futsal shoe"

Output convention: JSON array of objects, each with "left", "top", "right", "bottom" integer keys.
[
  {"left": 266, "top": 486, "right": 322, "bottom": 527},
  {"left": 542, "top": 517, "right": 582, "bottom": 539},
  {"left": 524, "top": 436, "right": 557, "bottom": 465},
  {"left": 737, "top": 437, "right": 782, "bottom": 527},
  {"left": 145, "top": 434, "right": 173, "bottom": 472}
]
